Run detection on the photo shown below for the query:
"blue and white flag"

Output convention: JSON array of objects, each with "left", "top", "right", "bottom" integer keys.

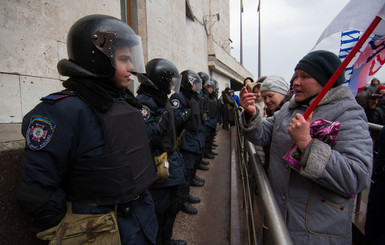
[{"left": 312, "top": 0, "right": 385, "bottom": 95}]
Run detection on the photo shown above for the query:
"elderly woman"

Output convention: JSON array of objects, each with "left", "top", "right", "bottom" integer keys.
[
  {"left": 260, "top": 76, "right": 291, "bottom": 117},
  {"left": 240, "top": 50, "right": 372, "bottom": 244}
]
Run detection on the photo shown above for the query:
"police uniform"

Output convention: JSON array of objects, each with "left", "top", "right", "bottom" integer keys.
[
  {"left": 136, "top": 59, "right": 187, "bottom": 245},
  {"left": 201, "top": 87, "right": 218, "bottom": 156},
  {"left": 14, "top": 14, "right": 158, "bottom": 245},
  {"left": 170, "top": 90, "right": 204, "bottom": 208},
  {"left": 15, "top": 90, "right": 158, "bottom": 244},
  {"left": 137, "top": 85, "right": 186, "bottom": 244}
]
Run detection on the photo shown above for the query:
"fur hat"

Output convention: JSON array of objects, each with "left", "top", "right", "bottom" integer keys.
[
  {"left": 260, "top": 76, "right": 289, "bottom": 95},
  {"left": 295, "top": 50, "right": 345, "bottom": 87}
]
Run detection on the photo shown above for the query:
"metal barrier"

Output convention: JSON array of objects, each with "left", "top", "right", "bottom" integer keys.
[
  {"left": 234, "top": 106, "right": 383, "bottom": 244},
  {"left": 368, "top": 122, "right": 384, "bottom": 132},
  {"left": 234, "top": 108, "right": 293, "bottom": 245}
]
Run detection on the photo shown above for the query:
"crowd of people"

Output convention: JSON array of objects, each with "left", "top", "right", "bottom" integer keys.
[
  {"left": 12, "top": 13, "right": 383, "bottom": 245},
  {"left": 14, "top": 15, "right": 221, "bottom": 245},
  {"left": 237, "top": 50, "right": 384, "bottom": 244}
]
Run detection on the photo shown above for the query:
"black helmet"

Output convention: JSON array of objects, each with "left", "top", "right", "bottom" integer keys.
[
  {"left": 61, "top": 14, "right": 145, "bottom": 78},
  {"left": 206, "top": 78, "right": 216, "bottom": 89},
  {"left": 145, "top": 58, "right": 180, "bottom": 94},
  {"left": 198, "top": 72, "right": 210, "bottom": 86},
  {"left": 212, "top": 78, "right": 219, "bottom": 92},
  {"left": 180, "top": 70, "right": 202, "bottom": 92}
]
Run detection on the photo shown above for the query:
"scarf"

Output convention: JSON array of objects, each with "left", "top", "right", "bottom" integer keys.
[{"left": 62, "top": 77, "right": 142, "bottom": 112}]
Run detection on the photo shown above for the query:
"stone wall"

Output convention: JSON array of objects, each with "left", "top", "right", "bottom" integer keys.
[{"left": 0, "top": 0, "right": 121, "bottom": 124}]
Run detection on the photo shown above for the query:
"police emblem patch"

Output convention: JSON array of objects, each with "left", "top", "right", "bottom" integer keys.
[
  {"left": 141, "top": 105, "right": 151, "bottom": 121},
  {"left": 26, "top": 116, "right": 56, "bottom": 151},
  {"left": 171, "top": 99, "right": 180, "bottom": 108}
]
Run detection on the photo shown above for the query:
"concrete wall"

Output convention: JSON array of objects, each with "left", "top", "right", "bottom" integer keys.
[
  {"left": 0, "top": 0, "right": 121, "bottom": 124},
  {"left": 144, "top": 0, "right": 210, "bottom": 74},
  {"left": 141, "top": 0, "right": 250, "bottom": 95}
]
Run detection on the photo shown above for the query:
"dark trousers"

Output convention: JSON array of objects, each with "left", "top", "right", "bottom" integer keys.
[
  {"left": 180, "top": 151, "right": 196, "bottom": 203},
  {"left": 150, "top": 186, "right": 183, "bottom": 245},
  {"left": 365, "top": 177, "right": 385, "bottom": 245}
]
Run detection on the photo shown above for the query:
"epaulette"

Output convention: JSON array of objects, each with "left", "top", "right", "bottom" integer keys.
[{"left": 41, "top": 90, "right": 75, "bottom": 104}]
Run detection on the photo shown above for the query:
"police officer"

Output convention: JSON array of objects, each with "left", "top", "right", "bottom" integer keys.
[
  {"left": 170, "top": 70, "right": 204, "bottom": 215},
  {"left": 211, "top": 78, "right": 220, "bottom": 148},
  {"left": 202, "top": 78, "right": 219, "bottom": 158},
  {"left": 198, "top": 72, "right": 218, "bottom": 159},
  {"left": 14, "top": 15, "right": 158, "bottom": 244},
  {"left": 136, "top": 58, "right": 186, "bottom": 245}
]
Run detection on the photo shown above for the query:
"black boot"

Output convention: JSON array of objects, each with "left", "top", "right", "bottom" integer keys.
[
  {"left": 196, "top": 164, "right": 209, "bottom": 170},
  {"left": 181, "top": 202, "right": 197, "bottom": 214},
  {"left": 204, "top": 153, "right": 215, "bottom": 159},
  {"left": 186, "top": 194, "right": 201, "bottom": 204},
  {"left": 191, "top": 177, "right": 204, "bottom": 187},
  {"left": 201, "top": 160, "right": 209, "bottom": 165},
  {"left": 167, "top": 239, "right": 187, "bottom": 245},
  {"left": 208, "top": 151, "right": 218, "bottom": 155},
  {"left": 194, "top": 175, "right": 205, "bottom": 183}
]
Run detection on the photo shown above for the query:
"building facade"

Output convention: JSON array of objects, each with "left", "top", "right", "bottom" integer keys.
[
  {"left": 0, "top": 0, "right": 253, "bottom": 242},
  {"left": 0, "top": 0, "right": 252, "bottom": 148}
]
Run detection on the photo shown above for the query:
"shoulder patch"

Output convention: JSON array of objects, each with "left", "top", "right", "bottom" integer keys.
[
  {"left": 26, "top": 116, "right": 56, "bottom": 151},
  {"left": 41, "top": 94, "right": 71, "bottom": 104},
  {"left": 41, "top": 94, "right": 70, "bottom": 101},
  {"left": 171, "top": 99, "right": 180, "bottom": 108},
  {"left": 140, "top": 105, "right": 151, "bottom": 121}
]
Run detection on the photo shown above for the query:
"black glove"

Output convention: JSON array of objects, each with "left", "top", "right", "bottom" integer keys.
[
  {"left": 181, "top": 109, "right": 191, "bottom": 122},
  {"left": 158, "top": 111, "right": 169, "bottom": 135}
]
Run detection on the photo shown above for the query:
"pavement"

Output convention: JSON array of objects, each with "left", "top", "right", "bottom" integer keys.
[{"left": 172, "top": 127, "right": 232, "bottom": 245}]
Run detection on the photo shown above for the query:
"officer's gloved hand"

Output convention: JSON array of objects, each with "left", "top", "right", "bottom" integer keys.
[
  {"left": 158, "top": 111, "right": 169, "bottom": 135},
  {"left": 181, "top": 109, "right": 191, "bottom": 122}
]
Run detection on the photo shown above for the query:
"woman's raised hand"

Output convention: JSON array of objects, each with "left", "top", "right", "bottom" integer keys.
[{"left": 240, "top": 87, "right": 257, "bottom": 117}]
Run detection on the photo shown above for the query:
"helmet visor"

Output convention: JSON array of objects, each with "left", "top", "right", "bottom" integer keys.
[
  {"left": 171, "top": 75, "right": 181, "bottom": 94},
  {"left": 193, "top": 79, "right": 202, "bottom": 93},
  {"left": 92, "top": 32, "right": 145, "bottom": 74}
]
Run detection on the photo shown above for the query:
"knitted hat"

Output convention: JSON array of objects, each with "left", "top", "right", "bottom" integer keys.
[
  {"left": 260, "top": 76, "right": 289, "bottom": 95},
  {"left": 295, "top": 50, "right": 345, "bottom": 87}
]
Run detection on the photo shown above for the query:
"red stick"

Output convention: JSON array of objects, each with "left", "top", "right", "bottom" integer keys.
[{"left": 303, "top": 16, "right": 382, "bottom": 119}]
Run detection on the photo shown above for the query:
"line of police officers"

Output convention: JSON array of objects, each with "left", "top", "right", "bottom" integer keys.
[{"left": 14, "top": 15, "right": 220, "bottom": 245}]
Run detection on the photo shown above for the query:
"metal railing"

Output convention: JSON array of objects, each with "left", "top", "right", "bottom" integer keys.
[
  {"left": 234, "top": 108, "right": 293, "bottom": 245},
  {"left": 234, "top": 106, "right": 383, "bottom": 244},
  {"left": 368, "top": 122, "right": 384, "bottom": 132}
]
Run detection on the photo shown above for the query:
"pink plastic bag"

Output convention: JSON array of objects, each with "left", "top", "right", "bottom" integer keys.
[{"left": 283, "top": 119, "right": 340, "bottom": 171}]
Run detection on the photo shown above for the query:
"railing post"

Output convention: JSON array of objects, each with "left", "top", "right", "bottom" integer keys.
[{"left": 234, "top": 107, "right": 293, "bottom": 245}]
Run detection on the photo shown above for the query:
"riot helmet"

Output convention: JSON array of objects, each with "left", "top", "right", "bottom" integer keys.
[
  {"left": 180, "top": 70, "right": 202, "bottom": 93},
  {"left": 145, "top": 58, "right": 180, "bottom": 94},
  {"left": 205, "top": 78, "right": 216, "bottom": 95},
  {"left": 198, "top": 72, "right": 210, "bottom": 87},
  {"left": 62, "top": 14, "right": 145, "bottom": 78},
  {"left": 212, "top": 78, "right": 219, "bottom": 93},
  {"left": 206, "top": 78, "right": 216, "bottom": 89}
]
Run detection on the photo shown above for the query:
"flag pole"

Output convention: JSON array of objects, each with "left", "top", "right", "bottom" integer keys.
[
  {"left": 240, "top": 0, "right": 243, "bottom": 65},
  {"left": 258, "top": 0, "right": 261, "bottom": 77},
  {"left": 303, "top": 15, "right": 382, "bottom": 120}
]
